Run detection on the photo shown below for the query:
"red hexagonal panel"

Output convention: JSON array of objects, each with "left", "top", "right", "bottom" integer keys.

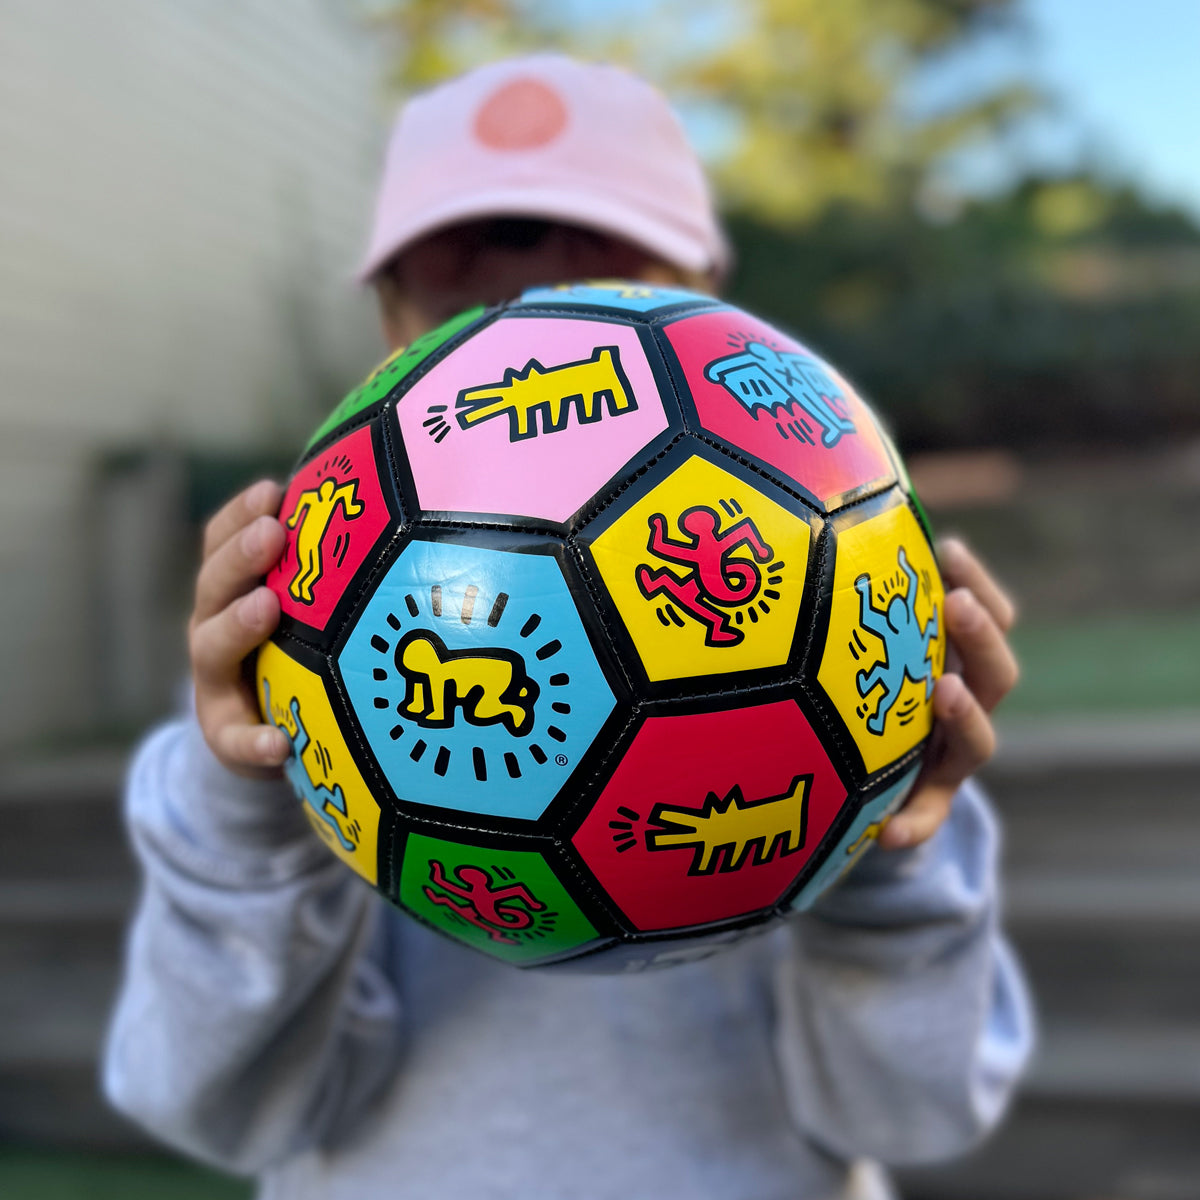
[
  {"left": 266, "top": 424, "right": 392, "bottom": 633},
  {"left": 662, "top": 308, "right": 895, "bottom": 509},
  {"left": 573, "top": 701, "right": 848, "bottom": 932}
]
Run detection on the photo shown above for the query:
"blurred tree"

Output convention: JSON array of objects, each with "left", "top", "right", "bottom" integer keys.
[
  {"left": 363, "top": 2, "right": 1200, "bottom": 450},
  {"left": 366, "top": 0, "right": 1037, "bottom": 221},
  {"left": 726, "top": 177, "right": 1200, "bottom": 449}
]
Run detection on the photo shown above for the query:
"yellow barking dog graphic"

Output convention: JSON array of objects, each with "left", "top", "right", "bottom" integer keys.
[
  {"left": 647, "top": 775, "right": 810, "bottom": 875},
  {"left": 455, "top": 345, "right": 636, "bottom": 441}
]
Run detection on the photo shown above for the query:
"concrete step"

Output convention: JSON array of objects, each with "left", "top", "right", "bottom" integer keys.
[
  {"left": 0, "top": 878, "right": 135, "bottom": 924},
  {"left": 0, "top": 924, "right": 125, "bottom": 1068},
  {"left": 992, "top": 710, "right": 1200, "bottom": 772},
  {"left": 898, "top": 1095, "right": 1200, "bottom": 1200},
  {"left": 1027, "top": 1026, "right": 1200, "bottom": 1103},
  {"left": 1011, "top": 923, "right": 1200, "bottom": 1029},
  {"left": 0, "top": 1064, "right": 145, "bottom": 1150}
]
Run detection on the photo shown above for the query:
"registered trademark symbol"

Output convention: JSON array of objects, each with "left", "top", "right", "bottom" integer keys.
[{"left": 555, "top": 754, "right": 568, "bottom": 767}]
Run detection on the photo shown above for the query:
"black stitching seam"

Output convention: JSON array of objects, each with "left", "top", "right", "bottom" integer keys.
[
  {"left": 496, "top": 296, "right": 715, "bottom": 327},
  {"left": 771, "top": 742, "right": 928, "bottom": 915},
  {"left": 685, "top": 426, "right": 896, "bottom": 520},
  {"left": 297, "top": 307, "right": 499, "bottom": 466},
  {"left": 414, "top": 514, "right": 566, "bottom": 538}
]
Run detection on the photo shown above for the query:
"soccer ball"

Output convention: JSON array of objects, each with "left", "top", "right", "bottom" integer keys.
[{"left": 257, "top": 281, "right": 946, "bottom": 971}]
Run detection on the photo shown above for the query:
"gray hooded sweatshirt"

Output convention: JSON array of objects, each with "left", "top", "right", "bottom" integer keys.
[{"left": 104, "top": 717, "right": 1032, "bottom": 1199}]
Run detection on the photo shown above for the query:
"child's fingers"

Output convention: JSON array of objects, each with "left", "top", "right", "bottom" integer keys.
[
  {"left": 879, "top": 673, "right": 995, "bottom": 849},
  {"left": 201, "top": 479, "right": 283, "bottom": 560},
  {"left": 938, "top": 537, "right": 1017, "bottom": 633},
  {"left": 208, "top": 715, "right": 291, "bottom": 773},
  {"left": 944, "top": 587, "right": 1020, "bottom": 713},
  {"left": 193, "top": 515, "right": 286, "bottom": 624},
  {"left": 190, "top": 587, "right": 280, "bottom": 687},
  {"left": 878, "top": 782, "right": 953, "bottom": 850}
]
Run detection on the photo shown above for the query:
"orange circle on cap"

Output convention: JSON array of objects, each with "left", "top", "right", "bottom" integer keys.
[{"left": 474, "top": 78, "right": 568, "bottom": 151}]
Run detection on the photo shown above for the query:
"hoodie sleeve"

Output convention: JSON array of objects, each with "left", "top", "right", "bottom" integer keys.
[
  {"left": 772, "top": 780, "right": 1034, "bottom": 1165},
  {"left": 102, "top": 716, "right": 404, "bottom": 1175}
]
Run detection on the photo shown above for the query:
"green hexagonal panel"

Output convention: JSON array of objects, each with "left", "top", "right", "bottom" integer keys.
[
  {"left": 398, "top": 832, "right": 600, "bottom": 964},
  {"left": 305, "top": 306, "right": 485, "bottom": 451}
]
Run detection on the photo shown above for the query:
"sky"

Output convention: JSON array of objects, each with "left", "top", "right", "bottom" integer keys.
[
  {"left": 1026, "top": 0, "right": 1200, "bottom": 212},
  {"left": 929, "top": 0, "right": 1200, "bottom": 216}
]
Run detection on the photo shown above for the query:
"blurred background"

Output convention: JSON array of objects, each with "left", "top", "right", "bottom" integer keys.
[{"left": 1, "top": 1, "right": 1197, "bottom": 1196}]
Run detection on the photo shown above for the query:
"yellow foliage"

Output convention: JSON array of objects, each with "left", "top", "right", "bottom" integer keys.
[
  {"left": 1032, "top": 181, "right": 1109, "bottom": 237},
  {"left": 364, "top": 0, "right": 1036, "bottom": 225}
]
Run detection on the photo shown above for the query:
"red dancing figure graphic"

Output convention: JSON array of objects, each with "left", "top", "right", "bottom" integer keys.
[
  {"left": 423, "top": 860, "right": 546, "bottom": 944},
  {"left": 635, "top": 504, "right": 774, "bottom": 646}
]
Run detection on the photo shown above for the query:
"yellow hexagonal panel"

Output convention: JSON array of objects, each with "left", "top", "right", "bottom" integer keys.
[
  {"left": 818, "top": 500, "right": 946, "bottom": 774},
  {"left": 256, "top": 641, "right": 381, "bottom": 885},
  {"left": 588, "top": 455, "right": 811, "bottom": 681}
]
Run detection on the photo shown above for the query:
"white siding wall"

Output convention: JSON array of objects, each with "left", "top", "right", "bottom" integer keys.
[{"left": 0, "top": 0, "right": 391, "bottom": 747}]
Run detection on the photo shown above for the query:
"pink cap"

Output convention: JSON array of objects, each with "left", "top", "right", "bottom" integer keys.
[{"left": 358, "top": 54, "right": 729, "bottom": 282}]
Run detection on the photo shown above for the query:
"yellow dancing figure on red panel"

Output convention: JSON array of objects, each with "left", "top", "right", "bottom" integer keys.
[{"left": 286, "top": 477, "right": 365, "bottom": 604}]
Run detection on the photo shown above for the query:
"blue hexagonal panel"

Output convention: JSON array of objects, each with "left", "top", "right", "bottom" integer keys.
[
  {"left": 519, "top": 280, "right": 715, "bottom": 313},
  {"left": 787, "top": 763, "right": 921, "bottom": 911},
  {"left": 338, "top": 540, "right": 615, "bottom": 821}
]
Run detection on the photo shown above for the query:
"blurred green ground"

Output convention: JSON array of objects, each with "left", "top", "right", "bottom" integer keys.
[
  {"left": 0, "top": 1149, "right": 249, "bottom": 1200},
  {"left": 1006, "top": 608, "right": 1200, "bottom": 713}
]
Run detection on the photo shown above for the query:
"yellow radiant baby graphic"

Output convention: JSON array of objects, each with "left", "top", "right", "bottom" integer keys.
[{"left": 394, "top": 630, "right": 539, "bottom": 736}]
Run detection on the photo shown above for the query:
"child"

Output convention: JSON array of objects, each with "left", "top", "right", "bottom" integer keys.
[{"left": 104, "top": 55, "right": 1030, "bottom": 1200}]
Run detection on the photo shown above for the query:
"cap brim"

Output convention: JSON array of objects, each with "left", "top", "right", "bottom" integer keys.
[{"left": 356, "top": 185, "right": 729, "bottom": 283}]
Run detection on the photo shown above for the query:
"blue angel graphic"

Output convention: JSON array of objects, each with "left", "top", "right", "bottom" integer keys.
[{"left": 704, "top": 341, "right": 857, "bottom": 448}]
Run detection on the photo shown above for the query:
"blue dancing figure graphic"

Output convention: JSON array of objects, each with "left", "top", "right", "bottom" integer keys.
[
  {"left": 263, "top": 680, "right": 358, "bottom": 851},
  {"left": 704, "top": 341, "right": 857, "bottom": 448},
  {"left": 854, "top": 547, "right": 939, "bottom": 735}
]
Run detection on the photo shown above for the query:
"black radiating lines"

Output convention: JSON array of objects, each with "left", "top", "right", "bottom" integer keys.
[
  {"left": 487, "top": 592, "right": 508, "bottom": 627},
  {"left": 609, "top": 806, "right": 641, "bottom": 853},
  {"left": 460, "top": 585, "right": 478, "bottom": 625}
]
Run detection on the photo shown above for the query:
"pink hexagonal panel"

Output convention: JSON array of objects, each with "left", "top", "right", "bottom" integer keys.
[
  {"left": 395, "top": 316, "right": 670, "bottom": 523},
  {"left": 572, "top": 700, "right": 848, "bottom": 932},
  {"left": 266, "top": 424, "right": 393, "bottom": 633},
  {"left": 662, "top": 308, "right": 895, "bottom": 509}
]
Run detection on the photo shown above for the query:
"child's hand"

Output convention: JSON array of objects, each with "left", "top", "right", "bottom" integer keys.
[
  {"left": 187, "top": 479, "right": 292, "bottom": 777},
  {"left": 878, "top": 537, "right": 1019, "bottom": 850}
]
